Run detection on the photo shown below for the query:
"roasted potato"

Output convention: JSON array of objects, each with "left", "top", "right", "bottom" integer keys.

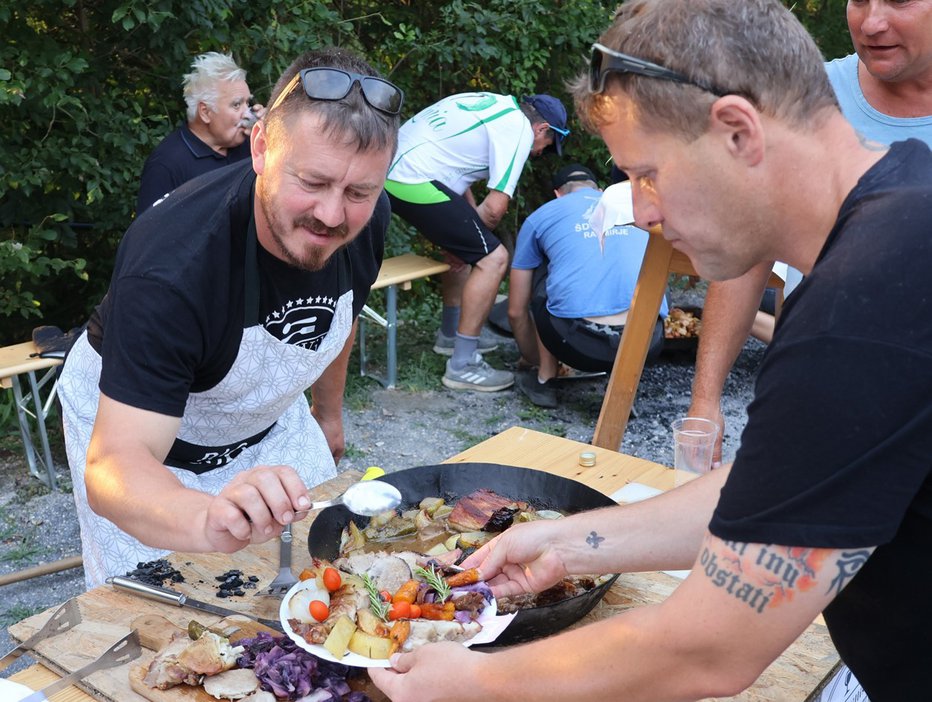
[
  {"left": 348, "top": 629, "right": 393, "bottom": 659},
  {"left": 323, "top": 615, "right": 357, "bottom": 659}
]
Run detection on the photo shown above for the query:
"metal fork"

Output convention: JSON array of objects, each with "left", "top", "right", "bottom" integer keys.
[
  {"left": 20, "top": 630, "right": 141, "bottom": 702},
  {"left": 255, "top": 523, "right": 299, "bottom": 597}
]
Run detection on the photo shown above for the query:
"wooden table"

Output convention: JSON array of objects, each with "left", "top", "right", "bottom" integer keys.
[
  {"left": 7, "top": 427, "right": 839, "bottom": 701},
  {"left": 591, "top": 229, "right": 784, "bottom": 452},
  {"left": 0, "top": 341, "right": 62, "bottom": 488}
]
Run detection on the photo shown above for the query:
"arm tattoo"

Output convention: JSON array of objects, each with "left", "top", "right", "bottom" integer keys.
[
  {"left": 827, "top": 550, "right": 870, "bottom": 596},
  {"left": 699, "top": 540, "right": 828, "bottom": 614},
  {"left": 586, "top": 531, "right": 605, "bottom": 549}
]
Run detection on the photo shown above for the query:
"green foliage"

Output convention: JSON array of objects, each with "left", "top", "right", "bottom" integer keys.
[{"left": 1, "top": 0, "right": 851, "bottom": 346}]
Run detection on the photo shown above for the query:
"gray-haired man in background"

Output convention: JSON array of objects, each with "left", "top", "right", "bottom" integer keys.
[{"left": 137, "top": 51, "right": 265, "bottom": 213}]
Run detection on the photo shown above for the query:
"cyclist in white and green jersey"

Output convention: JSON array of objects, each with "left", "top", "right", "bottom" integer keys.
[{"left": 385, "top": 92, "right": 569, "bottom": 392}]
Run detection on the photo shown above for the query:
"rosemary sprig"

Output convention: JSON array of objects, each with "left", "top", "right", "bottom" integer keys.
[
  {"left": 362, "top": 573, "right": 390, "bottom": 621},
  {"left": 414, "top": 564, "right": 451, "bottom": 602}
]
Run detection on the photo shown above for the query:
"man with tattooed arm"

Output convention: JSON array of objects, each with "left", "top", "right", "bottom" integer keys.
[{"left": 369, "top": 1, "right": 932, "bottom": 700}]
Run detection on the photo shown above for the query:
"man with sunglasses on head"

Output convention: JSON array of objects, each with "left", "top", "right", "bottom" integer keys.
[
  {"left": 688, "top": 0, "right": 932, "bottom": 465},
  {"left": 58, "top": 48, "right": 402, "bottom": 589},
  {"left": 370, "top": 1, "right": 932, "bottom": 700},
  {"left": 385, "top": 91, "right": 569, "bottom": 392},
  {"left": 137, "top": 51, "right": 266, "bottom": 214}
]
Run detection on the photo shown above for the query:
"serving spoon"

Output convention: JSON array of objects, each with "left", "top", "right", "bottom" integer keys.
[{"left": 294, "top": 477, "right": 402, "bottom": 518}]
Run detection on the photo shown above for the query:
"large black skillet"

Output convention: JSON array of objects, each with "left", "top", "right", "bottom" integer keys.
[{"left": 307, "top": 462, "right": 620, "bottom": 646}]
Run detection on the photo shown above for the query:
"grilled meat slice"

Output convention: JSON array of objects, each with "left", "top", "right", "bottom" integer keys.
[
  {"left": 401, "top": 620, "right": 482, "bottom": 651},
  {"left": 448, "top": 489, "right": 527, "bottom": 532}
]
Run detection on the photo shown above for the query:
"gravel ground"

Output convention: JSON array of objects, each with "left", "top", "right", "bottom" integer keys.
[{"left": 0, "top": 286, "right": 766, "bottom": 673}]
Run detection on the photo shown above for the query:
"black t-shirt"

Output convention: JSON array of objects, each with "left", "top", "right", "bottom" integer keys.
[
  {"left": 136, "top": 123, "right": 253, "bottom": 214},
  {"left": 89, "top": 159, "right": 387, "bottom": 418},
  {"left": 709, "top": 140, "right": 932, "bottom": 700}
]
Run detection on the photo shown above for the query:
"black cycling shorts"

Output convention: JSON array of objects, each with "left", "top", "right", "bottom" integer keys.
[{"left": 385, "top": 179, "right": 503, "bottom": 265}]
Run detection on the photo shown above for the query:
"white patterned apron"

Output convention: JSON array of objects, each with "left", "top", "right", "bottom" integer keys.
[{"left": 60, "top": 218, "right": 353, "bottom": 588}]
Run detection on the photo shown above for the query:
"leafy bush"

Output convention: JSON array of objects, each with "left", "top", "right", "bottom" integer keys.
[{"left": 1, "top": 0, "right": 849, "bottom": 346}]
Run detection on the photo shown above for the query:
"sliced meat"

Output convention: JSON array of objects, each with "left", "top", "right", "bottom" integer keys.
[
  {"left": 401, "top": 620, "right": 482, "bottom": 651},
  {"left": 448, "top": 489, "right": 527, "bottom": 532},
  {"left": 202, "top": 668, "right": 260, "bottom": 700}
]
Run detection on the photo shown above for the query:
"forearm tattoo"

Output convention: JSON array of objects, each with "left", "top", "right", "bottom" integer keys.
[
  {"left": 698, "top": 539, "right": 868, "bottom": 615},
  {"left": 586, "top": 531, "right": 606, "bottom": 549}
]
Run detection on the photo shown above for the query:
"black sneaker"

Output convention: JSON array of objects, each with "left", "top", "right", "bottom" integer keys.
[{"left": 515, "top": 371, "right": 558, "bottom": 408}]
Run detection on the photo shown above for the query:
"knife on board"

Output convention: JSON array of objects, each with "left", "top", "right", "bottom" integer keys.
[{"left": 107, "top": 576, "right": 284, "bottom": 632}]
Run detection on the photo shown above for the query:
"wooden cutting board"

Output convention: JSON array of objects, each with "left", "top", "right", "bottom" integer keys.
[{"left": 126, "top": 614, "right": 386, "bottom": 702}]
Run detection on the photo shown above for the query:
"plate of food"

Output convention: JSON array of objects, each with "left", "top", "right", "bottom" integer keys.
[
  {"left": 279, "top": 557, "right": 513, "bottom": 668},
  {"left": 307, "top": 462, "right": 620, "bottom": 646}
]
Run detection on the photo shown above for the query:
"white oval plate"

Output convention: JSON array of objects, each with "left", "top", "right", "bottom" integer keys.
[
  {"left": 279, "top": 578, "right": 513, "bottom": 668},
  {"left": 0, "top": 678, "right": 35, "bottom": 701}
]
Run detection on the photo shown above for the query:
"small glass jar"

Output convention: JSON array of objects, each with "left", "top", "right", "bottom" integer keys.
[{"left": 578, "top": 451, "right": 597, "bottom": 467}]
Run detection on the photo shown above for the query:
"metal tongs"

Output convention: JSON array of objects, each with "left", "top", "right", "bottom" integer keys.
[
  {"left": 0, "top": 598, "right": 81, "bottom": 672},
  {"left": 18, "top": 630, "right": 141, "bottom": 702}
]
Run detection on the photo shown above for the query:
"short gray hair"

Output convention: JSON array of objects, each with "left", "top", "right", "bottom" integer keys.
[
  {"left": 265, "top": 47, "right": 399, "bottom": 155},
  {"left": 182, "top": 52, "right": 247, "bottom": 121},
  {"left": 575, "top": 0, "right": 839, "bottom": 140}
]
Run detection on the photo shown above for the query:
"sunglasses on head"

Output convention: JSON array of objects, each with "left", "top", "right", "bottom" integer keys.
[
  {"left": 589, "top": 43, "right": 730, "bottom": 98},
  {"left": 269, "top": 67, "right": 404, "bottom": 115}
]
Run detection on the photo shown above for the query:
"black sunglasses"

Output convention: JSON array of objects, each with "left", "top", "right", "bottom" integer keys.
[
  {"left": 589, "top": 43, "right": 730, "bottom": 98},
  {"left": 269, "top": 67, "right": 404, "bottom": 115}
]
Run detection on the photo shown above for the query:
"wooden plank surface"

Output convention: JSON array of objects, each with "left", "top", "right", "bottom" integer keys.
[
  {"left": 0, "top": 341, "right": 62, "bottom": 388},
  {"left": 371, "top": 253, "right": 449, "bottom": 290},
  {"left": 8, "top": 428, "right": 839, "bottom": 701}
]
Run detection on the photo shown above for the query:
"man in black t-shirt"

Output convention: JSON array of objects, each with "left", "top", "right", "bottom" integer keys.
[
  {"left": 59, "top": 48, "right": 403, "bottom": 588},
  {"left": 369, "top": 2, "right": 931, "bottom": 701}
]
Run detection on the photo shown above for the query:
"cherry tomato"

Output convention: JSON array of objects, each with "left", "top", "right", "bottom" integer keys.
[
  {"left": 309, "top": 600, "right": 330, "bottom": 622},
  {"left": 409, "top": 604, "right": 422, "bottom": 619},
  {"left": 388, "top": 601, "right": 411, "bottom": 621},
  {"left": 298, "top": 568, "right": 317, "bottom": 582},
  {"left": 379, "top": 590, "right": 392, "bottom": 602},
  {"left": 322, "top": 567, "right": 342, "bottom": 592}
]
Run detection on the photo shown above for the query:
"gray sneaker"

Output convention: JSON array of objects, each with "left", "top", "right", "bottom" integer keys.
[
  {"left": 442, "top": 353, "right": 514, "bottom": 392},
  {"left": 433, "top": 328, "right": 500, "bottom": 356},
  {"left": 515, "top": 371, "right": 558, "bottom": 408}
]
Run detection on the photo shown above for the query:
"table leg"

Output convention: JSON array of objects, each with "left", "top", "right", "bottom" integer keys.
[
  {"left": 11, "top": 370, "right": 58, "bottom": 489},
  {"left": 592, "top": 234, "right": 675, "bottom": 451}
]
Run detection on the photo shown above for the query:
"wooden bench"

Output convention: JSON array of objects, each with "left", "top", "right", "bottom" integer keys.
[
  {"left": 592, "top": 228, "right": 784, "bottom": 451},
  {"left": 0, "top": 341, "right": 62, "bottom": 488},
  {"left": 359, "top": 253, "right": 450, "bottom": 388}
]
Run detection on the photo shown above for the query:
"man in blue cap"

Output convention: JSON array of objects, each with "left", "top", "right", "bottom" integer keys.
[{"left": 386, "top": 92, "right": 569, "bottom": 391}]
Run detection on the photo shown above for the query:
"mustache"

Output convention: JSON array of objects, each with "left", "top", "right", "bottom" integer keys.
[{"left": 294, "top": 216, "right": 349, "bottom": 239}]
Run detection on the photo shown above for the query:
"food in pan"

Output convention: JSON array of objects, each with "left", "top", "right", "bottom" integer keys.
[
  {"left": 664, "top": 307, "right": 702, "bottom": 339},
  {"left": 336, "top": 488, "right": 610, "bottom": 616}
]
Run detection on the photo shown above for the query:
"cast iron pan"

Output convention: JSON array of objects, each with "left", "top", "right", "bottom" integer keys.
[{"left": 307, "top": 462, "right": 620, "bottom": 646}]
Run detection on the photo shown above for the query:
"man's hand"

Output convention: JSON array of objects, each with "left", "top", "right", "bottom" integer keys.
[
  {"left": 460, "top": 520, "right": 569, "bottom": 597},
  {"left": 686, "top": 399, "right": 725, "bottom": 467},
  {"left": 369, "top": 642, "right": 483, "bottom": 702},
  {"left": 203, "top": 465, "right": 311, "bottom": 552}
]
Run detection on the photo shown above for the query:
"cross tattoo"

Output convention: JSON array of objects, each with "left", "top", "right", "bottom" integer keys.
[{"left": 586, "top": 531, "right": 605, "bottom": 549}]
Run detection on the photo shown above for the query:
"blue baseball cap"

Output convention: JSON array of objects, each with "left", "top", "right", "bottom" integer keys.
[{"left": 523, "top": 94, "right": 569, "bottom": 155}]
